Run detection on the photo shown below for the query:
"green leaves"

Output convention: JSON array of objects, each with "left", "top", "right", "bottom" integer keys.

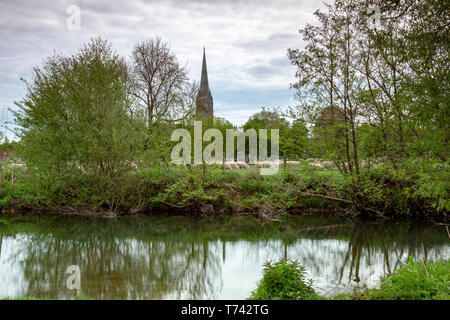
[
  {"left": 365, "top": 258, "right": 450, "bottom": 300},
  {"left": 249, "top": 259, "right": 320, "bottom": 300},
  {"left": 11, "top": 38, "right": 146, "bottom": 211}
]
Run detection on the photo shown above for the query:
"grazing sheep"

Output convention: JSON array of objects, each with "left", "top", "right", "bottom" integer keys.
[
  {"left": 224, "top": 163, "right": 233, "bottom": 170},
  {"left": 256, "top": 161, "right": 272, "bottom": 168},
  {"left": 236, "top": 161, "right": 249, "bottom": 169},
  {"left": 308, "top": 162, "right": 324, "bottom": 170},
  {"left": 260, "top": 161, "right": 279, "bottom": 169},
  {"left": 225, "top": 161, "right": 239, "bottom": 169},
  {"left": 321, "top": 161, "right": 334, "bottom": 169}
]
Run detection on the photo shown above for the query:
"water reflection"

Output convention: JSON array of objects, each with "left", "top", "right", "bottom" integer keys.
[{"left": 0, "top": 215, "right": 448, "bottom": 299}]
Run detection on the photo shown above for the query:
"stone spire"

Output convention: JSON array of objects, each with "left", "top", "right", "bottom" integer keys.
[{"left": 196, "top": 47, "right": 213, "bottom": 119}]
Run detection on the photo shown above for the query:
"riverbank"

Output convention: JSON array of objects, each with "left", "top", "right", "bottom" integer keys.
[
  {"left": 249, "top": 258, "right": 449, "bottom": 300},
  {"left": 1, "top": 159, "right": 448, "bottom": 221}
]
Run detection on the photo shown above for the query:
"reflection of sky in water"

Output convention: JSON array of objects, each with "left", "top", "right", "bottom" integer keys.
[
  {"left": 0, "top": 232, "right": 448, "bottom": 299},
  {"left": 219, "top": 239, "right": 449, "bottom": 298}
]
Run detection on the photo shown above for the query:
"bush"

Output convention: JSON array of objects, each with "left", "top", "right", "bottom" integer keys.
[
  {"left": 12, "top": 38, "right": 144, "bottom": 212},
  {"left": 249, "top": 259, "right": 320, "bottom": 300},
  {"left": 365, "top": 257, "right": 450, "bottom": 300},
  {"left": 354, "top": 159, "right": 449, "bottom": 216}
]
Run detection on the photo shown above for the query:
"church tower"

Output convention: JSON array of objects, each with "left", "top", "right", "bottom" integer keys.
[{"left": 196, "top": 47, "right": 213, "bottom": 119}]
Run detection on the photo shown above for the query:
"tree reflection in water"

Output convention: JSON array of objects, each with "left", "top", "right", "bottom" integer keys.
[
  {"left": 5, "top": 236, "right": 222, "bottom": 299},
  {"left": 0, "top": 215, "right": 448, "bottom": 299}
]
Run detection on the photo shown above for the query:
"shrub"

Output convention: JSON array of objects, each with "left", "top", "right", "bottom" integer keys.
[{"left": 249, "top": 259, "right": 320, "bottom": 300}]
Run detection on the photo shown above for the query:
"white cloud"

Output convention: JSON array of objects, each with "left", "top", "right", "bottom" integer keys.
[{"left": 0, "top": 0, "right": 328, "bottom": 128}]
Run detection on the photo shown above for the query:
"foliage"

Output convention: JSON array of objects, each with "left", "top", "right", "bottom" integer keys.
[
  {"left": 249, "top": 259, "right": 320, "bottom": 300},
  {"left": 286, "top": 0, "right": 449, "bottom": 215},
  {"left": 1, "top": 15, "right": 448, "bottom": 218},
  {"left": 14, "top": 38, "right": 143, "bottom": 174},
  {"left": 11, "top": 38, "right": 145, "bottom": 210},
  {"left": 243, "top": 109, "right": 308, "bottom": 159},
  {"left": 353, "top": 160, "right": 450, "bottom": 216},
  {"left": 1, "top": 158, "right": 447, "bottom": 218},
  {"left": 364, "top": 258, "right": 450, "bottom": 300}
]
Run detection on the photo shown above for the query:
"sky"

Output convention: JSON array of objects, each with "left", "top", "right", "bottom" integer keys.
[{"left": 0, "top": 0, "right": 328, "bottom": 136}]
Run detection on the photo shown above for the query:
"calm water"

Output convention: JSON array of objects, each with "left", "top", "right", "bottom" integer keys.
[{"left": 0, "top": 214, "right": 448, "bottom": 299}]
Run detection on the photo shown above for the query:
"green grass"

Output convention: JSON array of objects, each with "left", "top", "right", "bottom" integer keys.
[
  {"left": 364, "top": 258, "right": 450, "bottom": 300},
  {"left": 333, "top": 258, "right": 450, "bottom": 300}
]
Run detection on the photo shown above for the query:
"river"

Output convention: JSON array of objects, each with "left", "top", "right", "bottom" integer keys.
[{"left": 0, "top": 214, "right": 448, "bottom": 299}]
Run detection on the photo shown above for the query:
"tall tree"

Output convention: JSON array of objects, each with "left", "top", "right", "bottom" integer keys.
[
  {"left": 13, "top": 38, "right": 141, "bottom": 177},
  {"left": 288, "top": 1, "right": 362, "bottom": 174},
  {"left": 130, "top": 37, "right": 196, "bottom": 127}
]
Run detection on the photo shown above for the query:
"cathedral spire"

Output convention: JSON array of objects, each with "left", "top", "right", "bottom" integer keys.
[
  {"left": 196, "top": 47, "right": 213, "bottom": 119},
  {"left": 199, "top": 47, "right": 209, "bottom": 93}
]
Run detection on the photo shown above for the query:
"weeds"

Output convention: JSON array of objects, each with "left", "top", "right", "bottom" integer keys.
[{"left": 249, "top": 259, "right": 321, "bottom": 300}]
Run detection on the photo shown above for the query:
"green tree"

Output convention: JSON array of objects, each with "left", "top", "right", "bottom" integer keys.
[
  {"left": 287, "top": 0, "right": 449, "bottom": 216},
  {"left": 13, "top": 38, "right": 143, "bottom": 207},
  {"left": 243, "top": 109, "right": 308, "bottom": 160},
  {"left": 280, "top": 120, "right": 308, "bottom": 159}
]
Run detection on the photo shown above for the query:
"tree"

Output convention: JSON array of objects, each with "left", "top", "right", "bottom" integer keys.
[
  {"left": 281, "top": 120, "right": 308, "bottom": 159},
  {"left": 13, "top": 38, "right": 142, "bottom": 178},
  {"left": 130, "top": 37, "right": 196, "bottom": 127},
  {"left": 244, "top": 109, "right": 307, "bottom": 159},
  {"left": 244, "top": 109, "right": 285, "bottom": 157},
  {"left": 287, "top": 0, "right": 449, "bottom": 215},
  {"left": 288, "top": 1, "right": 363, "bottom": 173},
  {"left": 366, "top": 0, "right": 449, "bottom": 159}
]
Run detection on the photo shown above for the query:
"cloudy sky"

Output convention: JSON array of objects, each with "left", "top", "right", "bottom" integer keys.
[{"left": 0, "top": 0, "right": 328, "bottom": 132}]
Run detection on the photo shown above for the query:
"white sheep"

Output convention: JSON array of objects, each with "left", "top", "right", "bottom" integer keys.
[
  {"left": 321, "top": 161, "right": 334, "bottom": 169},
  {"left": 225, "top": 161, "right": 239, "bottom": 169},
  {"left": 236, "top": 161, "right": 249, "bottom": 169},
  {"left": 224, "top": 163, "right": 233, "bottom": 170},
  {"left": 308, "top": 162, "right": 324, "bottom": 170}
]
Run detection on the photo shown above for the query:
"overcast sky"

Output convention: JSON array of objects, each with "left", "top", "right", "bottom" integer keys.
[{"left": 0, "top": 0, "right": 328, "bottom": 132}]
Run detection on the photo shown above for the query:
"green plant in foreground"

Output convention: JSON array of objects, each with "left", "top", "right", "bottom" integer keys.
[
  {"left": 249, "top": 259, "right": 321, "bottom": 300},
  {"left": 364, "top": 258, "right": 450, "bottom": 300}
]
